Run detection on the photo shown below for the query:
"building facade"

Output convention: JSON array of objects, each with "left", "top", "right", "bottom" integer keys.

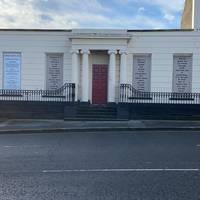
[{"left": 0, "top": 0, "right": 200, "bottom": 105}]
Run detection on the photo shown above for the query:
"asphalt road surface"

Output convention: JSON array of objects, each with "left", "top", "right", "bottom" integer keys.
[{"left": 0, "top": 131, "right": 200, "bottom": 200}]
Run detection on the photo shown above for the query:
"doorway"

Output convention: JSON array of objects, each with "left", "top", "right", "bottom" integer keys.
[{"left": 92, "top": 64, "right": 108, "bottom": 104}]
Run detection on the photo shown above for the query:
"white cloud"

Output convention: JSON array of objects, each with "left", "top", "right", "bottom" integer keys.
[
  {"left": 146, "top": 0, "right": 184, "bottom": 12},
  {"left": 0, "top": 0, "right": 78, "bottom": 29},
  {"left": 138, "top": 7, "right": 145, "bottom": 13},
  {"left": 137, "top": 0, "right": 184, "bottom": 26},
  {"left": 126, "top": 0, "right": 184, "bottom": 13},
  {"left": 164, "top": 14, "right": 175, "bottom": 22},
  {"left": 0, "top": 0, "right": 185, "bottom": 29}
]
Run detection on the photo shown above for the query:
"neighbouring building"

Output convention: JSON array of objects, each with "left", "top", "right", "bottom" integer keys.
[{"left": 0, "top": 0, "right": 199, "bottom": 106}]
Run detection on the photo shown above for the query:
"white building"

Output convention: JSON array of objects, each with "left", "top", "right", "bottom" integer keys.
[{"left": 0, "top": 0, "right": 200, "bottom": 105}]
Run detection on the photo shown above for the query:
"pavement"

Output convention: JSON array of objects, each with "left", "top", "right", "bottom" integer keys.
[
  {"left": 0, "top": 130, "right": 200, "bottom": 200},
  {"left": 1, "top": 119, "right": 200, "bottom": 134}
]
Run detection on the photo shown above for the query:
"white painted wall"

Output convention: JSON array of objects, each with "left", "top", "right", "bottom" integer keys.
[
  {"left": 0, "top": 29, "right": 199, "bottom": 103},
  {"left": 127, "top": 31, "right": 200, "bottom": 93},
  {"left": 0, "top": 30, "right": 72, "bottom": 90}
]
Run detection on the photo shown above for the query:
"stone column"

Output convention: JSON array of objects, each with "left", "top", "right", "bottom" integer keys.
[
  {"left": 71, "top": 50, "right": 79, "bottom": 101},
  {"left": 119, "top": 50, "right": 128, "bottom": 84},
  {"left": 81, "top": 49, "right": 90, "bottom": 102},
  {"left": 108, "top": 50, "right": 117, "bottom": 103}
]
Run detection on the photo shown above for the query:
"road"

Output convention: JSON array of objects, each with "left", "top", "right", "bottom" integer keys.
[{"left": 0, "top": 131, "right": 200, "bottom": 200}]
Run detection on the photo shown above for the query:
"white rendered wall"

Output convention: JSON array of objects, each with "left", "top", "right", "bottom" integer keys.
[
  {"left": 0, "top": 31, "right": 72, "bottom": 90},
  {"left": 127, "top": 31, "right": 200, "bottom": 93},
  {"left": 0, "top": 29, "right": 199, "bottom": 103}
]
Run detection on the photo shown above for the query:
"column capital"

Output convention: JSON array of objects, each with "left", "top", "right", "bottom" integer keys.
[
  {"left": 71, "top": 49, "right": 79, "bottom": 54},
  {"left": 108, "top": 50, "right": 118, "bottom": 55},
  {"left": 80, "top": 49, "right": 90, "bottom": 55},
  {"left": 119, "top": 50, "right": 128, "bottom": 55}
]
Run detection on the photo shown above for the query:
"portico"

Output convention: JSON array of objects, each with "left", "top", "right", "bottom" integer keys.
[
  {"left": 71, "top": 48, "right": 128, "bottom": 104},
  {"left": 70, "top": 29, "right": 130, "bottom": 104}
]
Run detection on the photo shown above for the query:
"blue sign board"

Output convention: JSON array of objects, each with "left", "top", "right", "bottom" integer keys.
[{"left": 4, "top": 53, "right": 21, "bottom": 89}]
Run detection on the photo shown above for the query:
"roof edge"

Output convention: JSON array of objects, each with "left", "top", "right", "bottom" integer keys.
[
  {"left": 0, "top": 28, "right": 195, "bottom": 33},
  {"left": 0, "top": 29, "right": 72, "bottom": 32},
  {"left": 127, "top": 29, "right": 194, "bottom": 32}
]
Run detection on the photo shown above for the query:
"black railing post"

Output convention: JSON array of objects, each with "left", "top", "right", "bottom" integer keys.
[{"left": 72, "top": 83, "right": 75, "bottom": 102}]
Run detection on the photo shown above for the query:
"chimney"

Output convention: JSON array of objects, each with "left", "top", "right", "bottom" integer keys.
[
  {"left": 181, "top": 0, "right": 193, "bottom": 29},
  {"left": 181, "top": 0, "right": 200, "bottom": 31}
]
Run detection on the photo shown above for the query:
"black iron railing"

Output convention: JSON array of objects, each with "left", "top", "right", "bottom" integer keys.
[
  {"left": 0, "top": 83, "right": 75, "bottom": 102},
  {"left": 120, "top": 84, "right": 200, "bottom": 104}
]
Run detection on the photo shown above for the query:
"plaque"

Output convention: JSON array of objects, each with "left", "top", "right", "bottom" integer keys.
[
  {"left": 133, "top": 55, "right": 151, "bottom": 92},
  {"left": 173, "top": 55, "right": 192, "bottom": 93},
  {"left": 46, "top": 54, "right": 63, "bottom": 90},
  {"left": 3, "top": 52, "right": 21, "bottom": 89}
]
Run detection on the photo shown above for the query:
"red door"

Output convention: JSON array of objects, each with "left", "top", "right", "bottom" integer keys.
[{"left": 92, "top": 65, "right": 108, "bottom": 104}]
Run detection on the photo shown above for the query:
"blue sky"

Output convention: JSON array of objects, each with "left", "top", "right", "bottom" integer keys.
[{"left": 0, "top": 0, "right": 185, "bottom": 29}]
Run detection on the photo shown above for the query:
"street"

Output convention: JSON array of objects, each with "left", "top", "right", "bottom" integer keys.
[{"left": 0, "top": 131, "right": 200, "bottom": 200}]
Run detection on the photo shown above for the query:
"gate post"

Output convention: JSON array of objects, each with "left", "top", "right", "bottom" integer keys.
[{"left": 117, "top": 103, "right": 130, "bottom": 120}]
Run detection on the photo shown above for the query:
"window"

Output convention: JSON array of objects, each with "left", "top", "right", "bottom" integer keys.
[
  {"left": 173, "top": 54, "right": 193, "bottom": 93},
  {"left": 133, "top": 54, "right": 151, "bottom": 92},
  {"left": 3, "top": 52, "right": 21, "bottom": 90},
  {"left": 46, "top": 53, "right": 63, "bottom": 90}
]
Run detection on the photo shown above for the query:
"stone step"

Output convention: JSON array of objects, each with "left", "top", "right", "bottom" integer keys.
[
  {"left": 77, "top": 112, "right": 116, "bottom": 116},
  {"left": 77, "top": 115, "right": 116, "bottom": 119},
  {"left": 77, "top": 108, "right": 116, "bottom": 112},
  {"left": 77, "top": 110, "right": 116, "bottom": 114},
  {"left": 75, "top": 105, "right": 117, "bottom": 120}
]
